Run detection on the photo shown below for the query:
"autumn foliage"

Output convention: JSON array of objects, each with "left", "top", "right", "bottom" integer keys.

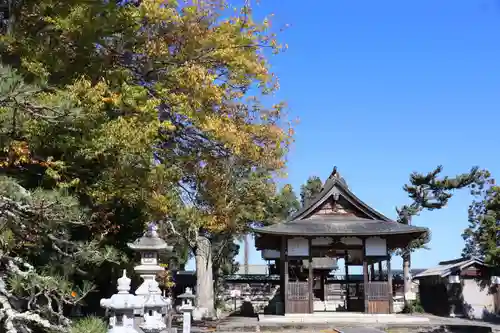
[{"left": 0, "top": 0, "right": 294, "bottom": 327}]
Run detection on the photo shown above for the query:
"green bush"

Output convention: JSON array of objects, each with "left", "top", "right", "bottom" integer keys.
[
  {"left": 402, "top": 297, "right": 424, "bottom": 314},
  {"left": 71, "top": 317, "right": 107, "bottom": 333}
]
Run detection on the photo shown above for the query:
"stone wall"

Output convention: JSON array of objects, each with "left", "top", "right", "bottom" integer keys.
[{"left": 219, "top": 282, "right": 279, "bottom": 314}]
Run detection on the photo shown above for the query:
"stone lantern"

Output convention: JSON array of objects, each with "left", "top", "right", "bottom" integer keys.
[
  {"left": 139, "top": 279, "right": 170, "bottom": 333},
  {"left": 127, "top": 222, "right": 173, "bottom": 314},
  {"left": 177, "top": 288, "right": 195, "bottom": 333},
  {"left": 100, "top": 270, "right": 143, "bottom": 333}
]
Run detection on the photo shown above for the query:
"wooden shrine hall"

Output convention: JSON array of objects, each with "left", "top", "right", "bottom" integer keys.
[{"left": 253, "top": 167, "right": 429, "bottom": 315}]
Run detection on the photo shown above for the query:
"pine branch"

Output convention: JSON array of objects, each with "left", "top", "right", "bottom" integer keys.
[
  {"left": 0, "top": 176, "right": 122, "bottom": 332},
  {"left": 396, "top": 165, "right": 489, "bottom": 254},
  {"left": 0, "top": 258, "right": 70, "bottom": 333}
]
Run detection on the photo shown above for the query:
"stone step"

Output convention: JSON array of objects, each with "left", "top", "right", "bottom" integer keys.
[
  {"left": 284, "top": 312, "right": 396, "bottom": 317},
  {"left": 258, "top": 314, "right": 430, "bottom": 324}
]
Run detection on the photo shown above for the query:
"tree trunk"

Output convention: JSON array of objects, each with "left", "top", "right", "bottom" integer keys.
[
  {"left": 244, "top": 234, "right": 249, "bottom": 275},
  {"left": 195, "top": 233, "right": 215, "bottom": 320},
  {"left": 402, "top": 214, "right": 413, "bottom": 309},
  {"left": 403, "top": 251, "right": 411, "bottom": 308}
]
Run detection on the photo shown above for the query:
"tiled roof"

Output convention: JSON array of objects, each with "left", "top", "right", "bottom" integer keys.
[
  {"left": 253, "top": 215, "right": 428, "bottom": 236},
  {"left": 413, "top": 257, "right": 485, "bottom": 279},
  {"left": 253, "top": 167, "right": 429, "bottom": 239}
]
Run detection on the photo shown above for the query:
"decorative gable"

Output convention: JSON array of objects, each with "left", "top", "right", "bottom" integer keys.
[
  {"left": 306, "top": 196, "right": 371, "bottom": 219},
  {"left": 290, "top": 166, "right": 392, "bottom": 223}
]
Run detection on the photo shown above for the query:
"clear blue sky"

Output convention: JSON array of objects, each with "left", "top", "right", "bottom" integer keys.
[{"left": 187, "top": 0, "right": 500, "bottom": 272}]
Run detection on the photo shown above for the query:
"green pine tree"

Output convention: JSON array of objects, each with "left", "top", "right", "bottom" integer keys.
[
  {"left": 300, "top": 176, "right": 323, "bottom": 207},
  {"left": 396, "top": 165, "right": 488, "bottom": 308},
  {"left": 462, "top": 173, "right": 499, "bottom": 266}
]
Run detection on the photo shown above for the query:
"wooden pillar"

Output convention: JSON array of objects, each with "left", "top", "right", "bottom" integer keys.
[
  {"left": 378, "top": 261, "right": 383, "bottom": 281},
  {"left": 280, "top": 237, "right": 284, "bottom": 302},
  {"left": 308, "top": 238, "right": 313, "bottom": 313},
  {"left": 387, "top": 255, "right": 393, "bottom": 314},
  {"left": 362, "top": 238, "right": 369, "bottom": 313},
  {"left": 321, "top": 272, "right": 326, "bottom": 302},
  {"left": 370, "top": 264, "right": 375, "bottom": 282},
  {"left": 281, "top": 236, "right": 288, "bottom": 315},
  {"left": 344, "top": 250, "right": 350, "bottom": 310}
]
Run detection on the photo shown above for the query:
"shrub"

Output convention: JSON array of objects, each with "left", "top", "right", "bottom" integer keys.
[
  {"left": 402, "top": 297, "right": 424, "bottom": 314},
  {"left": 71, "top": 317, "right": 107, "bottom": 333}
]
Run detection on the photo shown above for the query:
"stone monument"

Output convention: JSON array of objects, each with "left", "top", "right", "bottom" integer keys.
[{"left": 100, "top": 270, "right": 143, "bottom": 333}]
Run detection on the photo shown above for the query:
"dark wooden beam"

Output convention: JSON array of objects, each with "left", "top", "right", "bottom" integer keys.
[
  {"left": 280, "top": 236, "right": 288, "bottom": 315},
  {"left": 345, "top": 250, "right": 350, "bottom": 310},
  {"left": 387, "top": 255, "right": 393, "bottom": 314},
  {"left": 362, "top": 238, "right": 369, "bottom": 313},
  {"left": 378, "top": 261, "right": 383, "bottom": 281},
  {"left": 308, "top": 238, "right": 313, "bottom": 313}
]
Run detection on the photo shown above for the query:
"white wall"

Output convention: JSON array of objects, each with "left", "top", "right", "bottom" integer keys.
[{"left": 462, "top": 279, "right": 495, "bottom": 319}]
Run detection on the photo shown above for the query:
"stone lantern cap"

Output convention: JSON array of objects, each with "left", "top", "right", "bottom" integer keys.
[
  {"left": 178, "top": 287, "right": 195, "bottom": 300},
  {"left": 100, "top": 270, "right": 143, "bottom": 311},
  {"left": 127, "top": 222, "right": 173, "bottom": 252},
  {"left": 143, "top": 280, "right": 169, "bottom": 308}
]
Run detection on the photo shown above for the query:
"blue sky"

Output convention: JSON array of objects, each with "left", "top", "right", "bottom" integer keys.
[{"left": 187, "top": 0, "right": 500, "bottom": 272}]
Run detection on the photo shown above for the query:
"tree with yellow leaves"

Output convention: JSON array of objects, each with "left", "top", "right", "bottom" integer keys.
[{"left": 1, "top": 0, "right": 293, "bottom": 320}]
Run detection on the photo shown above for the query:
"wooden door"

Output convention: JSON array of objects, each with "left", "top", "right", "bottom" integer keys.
[
  {"left": 366, "top": 281, "right": 390, "bottom": 314},
  {"left": 287, "top": 281, "right": 310, "bottom": 313}
]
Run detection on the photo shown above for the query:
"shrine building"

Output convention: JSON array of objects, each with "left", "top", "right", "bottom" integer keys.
[{"left": 253, "top": 167, "right": 429, "bottom": 315}]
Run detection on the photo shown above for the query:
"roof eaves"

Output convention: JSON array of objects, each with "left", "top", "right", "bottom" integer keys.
[
  {"left": 414, "top": 272, "right": 441, "bottom": 279},
  {"left": 413, "top": 264, "right": 451, "bottom": 279},
  {"left": 439, "top": 268, "right": 454, "bottom": 278},
  {"left": 440, "top": 258, "right": 484, "bottom": 277},
  {"left": 414, "top": 258, "right": 484, "bottom": 279},
  {"left": 252, "top": 224, "right": 429, "bottom": 237},
  {"left": 457, "top": 257, "right": 488, "bottom": 270}
]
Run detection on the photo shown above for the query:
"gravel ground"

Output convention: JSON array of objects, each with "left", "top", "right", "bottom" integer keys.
[{"left": 184, "top": 312, "right": 500, "bottom": 333}]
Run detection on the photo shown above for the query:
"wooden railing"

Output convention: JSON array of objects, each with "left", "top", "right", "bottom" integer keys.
[
  {"left": 365, "top": 281, "right": 390, "bottom": 300},
  {"left": 287, "top": 281, "right": 309, "bottom": 313},
  {"left": 287, "top": 281, "right": 308, "bottom": 300}
]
